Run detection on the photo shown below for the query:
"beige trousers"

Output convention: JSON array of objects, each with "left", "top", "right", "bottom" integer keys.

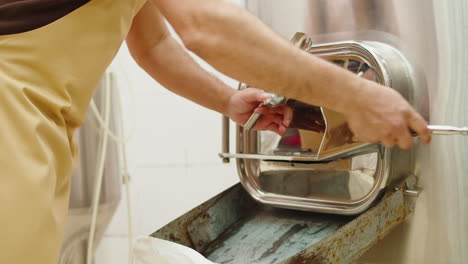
[{"left": 0, "top": 0, "right": 145, "bottom": 262}]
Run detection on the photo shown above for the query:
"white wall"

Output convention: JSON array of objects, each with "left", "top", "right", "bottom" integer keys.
[{"left": 95, "top": 1, "right": 245, "bottom": 263}]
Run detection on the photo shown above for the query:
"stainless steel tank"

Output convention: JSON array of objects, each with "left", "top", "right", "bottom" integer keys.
[{"left": 244, "top": 1, "right": 468, "bottom": 263}]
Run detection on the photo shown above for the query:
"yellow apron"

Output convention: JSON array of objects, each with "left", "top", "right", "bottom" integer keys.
[{"left": 0, "top": 0, "right": 146, "bottom": 262}]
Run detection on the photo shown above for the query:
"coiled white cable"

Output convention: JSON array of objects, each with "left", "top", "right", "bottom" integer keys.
[
  {"left": 86, "top": 71, "right": 112, "bottom": 264},
  {"left": 114, "top": 74, "right": 135, "bottom": 264},
  {"left": 85, "top": 69, "right": 135, "bottom": 264}
]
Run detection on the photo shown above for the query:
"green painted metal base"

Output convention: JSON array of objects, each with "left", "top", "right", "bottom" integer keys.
[{"left": 152, "top": 183, "right": 412, "bottom": 264}]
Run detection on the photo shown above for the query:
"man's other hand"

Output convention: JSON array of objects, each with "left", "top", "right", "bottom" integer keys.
[{"left": 345, "top": 79, "right": 432, "bottom": 149}]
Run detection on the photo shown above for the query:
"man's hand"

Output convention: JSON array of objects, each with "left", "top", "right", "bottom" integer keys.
[
  {"left": 226, "top": 88, "right": 293, "bottom": 136},
  {"left": 345, "top": 79, "right": 432, "bottom": 149}
]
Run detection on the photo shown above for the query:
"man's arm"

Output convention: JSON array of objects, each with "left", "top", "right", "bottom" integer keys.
[
  {"left": 126, "top": 2, "right": 234, "bottom": 115},
  {"left": 126, "top": 1, "right": 291, "bottom": 135},
  {"left": 149, "top": 0, "right": 431, "bottom": 149},
  {"left": 149, "top": 0, "right": 354, "bottom": 113}
]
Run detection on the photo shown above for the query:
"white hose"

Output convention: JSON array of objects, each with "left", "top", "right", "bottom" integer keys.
[
  {"left": 86, "top": 72, "right": 112, "bottom": 264},
  {"left": 85, "top": 69, "right": 135, "bottom": 264},
  {"left": 114, "top": 74, "right": 135, "bottom": 264},
  {"left": 89, "top": 59, "right": 137, "bottom": 144}
]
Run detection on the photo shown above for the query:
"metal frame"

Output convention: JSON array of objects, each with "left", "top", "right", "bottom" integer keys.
[{"left": 220, "top": 36, "right": 415, "bottom": 214}]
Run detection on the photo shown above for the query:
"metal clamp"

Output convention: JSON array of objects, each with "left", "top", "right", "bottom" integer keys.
[{"left": 395, "top": 174, "right": 421, "bottom": 197}]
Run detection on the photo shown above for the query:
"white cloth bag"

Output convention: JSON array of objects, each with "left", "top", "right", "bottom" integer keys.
[{"left": 133, "top": 236, "right": 217, "bottom": 264}]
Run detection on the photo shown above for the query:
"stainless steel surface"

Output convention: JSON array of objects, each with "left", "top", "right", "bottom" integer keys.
[
  {"left": 235, "top": 135, "right": 399, "bottom": 215},
  {"left": 219, "top": 152, "right": 318, "bottom": 161},
  {"left": 228, "top": 33, "right": 414, "bottom": 215},
  {"left": 152, "top": 181, "right": 413, "bottom": 264},
  {"left": 245, "top": 0, "right": 468, "bottom": 263}
]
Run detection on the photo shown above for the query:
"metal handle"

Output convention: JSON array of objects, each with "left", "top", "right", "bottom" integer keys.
[
  {"left": 244, "top": 112, "right": 262, "bottom": 131},
  {"left": 428, "top": 125, "right": 468, "bottom": 135},
  {"left": 219, "top": 33, "right": 310, "bottom": 163},
  {"left": 244, "top": 94, "right": 288, "bottom": 132},
  {"left": 222, "top": 115, "right": 230, "bottom": 163}
]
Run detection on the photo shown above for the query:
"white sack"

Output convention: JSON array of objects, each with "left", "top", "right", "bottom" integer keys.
[{"left": 133, "top": 236, "right": 217, "bottom": 264}]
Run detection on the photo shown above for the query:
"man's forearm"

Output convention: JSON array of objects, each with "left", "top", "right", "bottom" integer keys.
[
  {"left": 132, "top": 34, "right": 236, "bottom": 116},
  {"left": 152, "top": 0, "right": 369, "bottom": 114}
]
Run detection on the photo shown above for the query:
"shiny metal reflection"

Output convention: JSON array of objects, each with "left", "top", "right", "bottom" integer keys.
[
  {"left": 235, "top": 143, "right": 391, "bottom": 215},
  {"left": 231, "top": 36, "right": 398, "bottom": 214},
  {"left": 427, "top": 125, "right": 468, "bottom": 135},
  {"left": 219, "top": 31, "right": 419, "bottom": 214}
]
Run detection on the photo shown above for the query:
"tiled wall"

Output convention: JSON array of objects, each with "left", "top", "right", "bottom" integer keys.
[{"left": 95, "top": 1, "right": 245, "bottom": 262}]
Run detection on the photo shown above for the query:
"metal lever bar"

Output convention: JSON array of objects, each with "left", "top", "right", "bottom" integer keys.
[
  {"left": 222, "top": 115, "right": 230, "bottom": 163},
  {"left": 220, "top": 124, "right": 468, "bottom": 163},
  {"left": 428, "top": 125, "right": 468, "bottom": 135},
  {"left": 243, "top": 112, "right": 262, "bottom": 132},
  {"left": 219, "top": 152, "right": 318, "bottom": 162}
]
